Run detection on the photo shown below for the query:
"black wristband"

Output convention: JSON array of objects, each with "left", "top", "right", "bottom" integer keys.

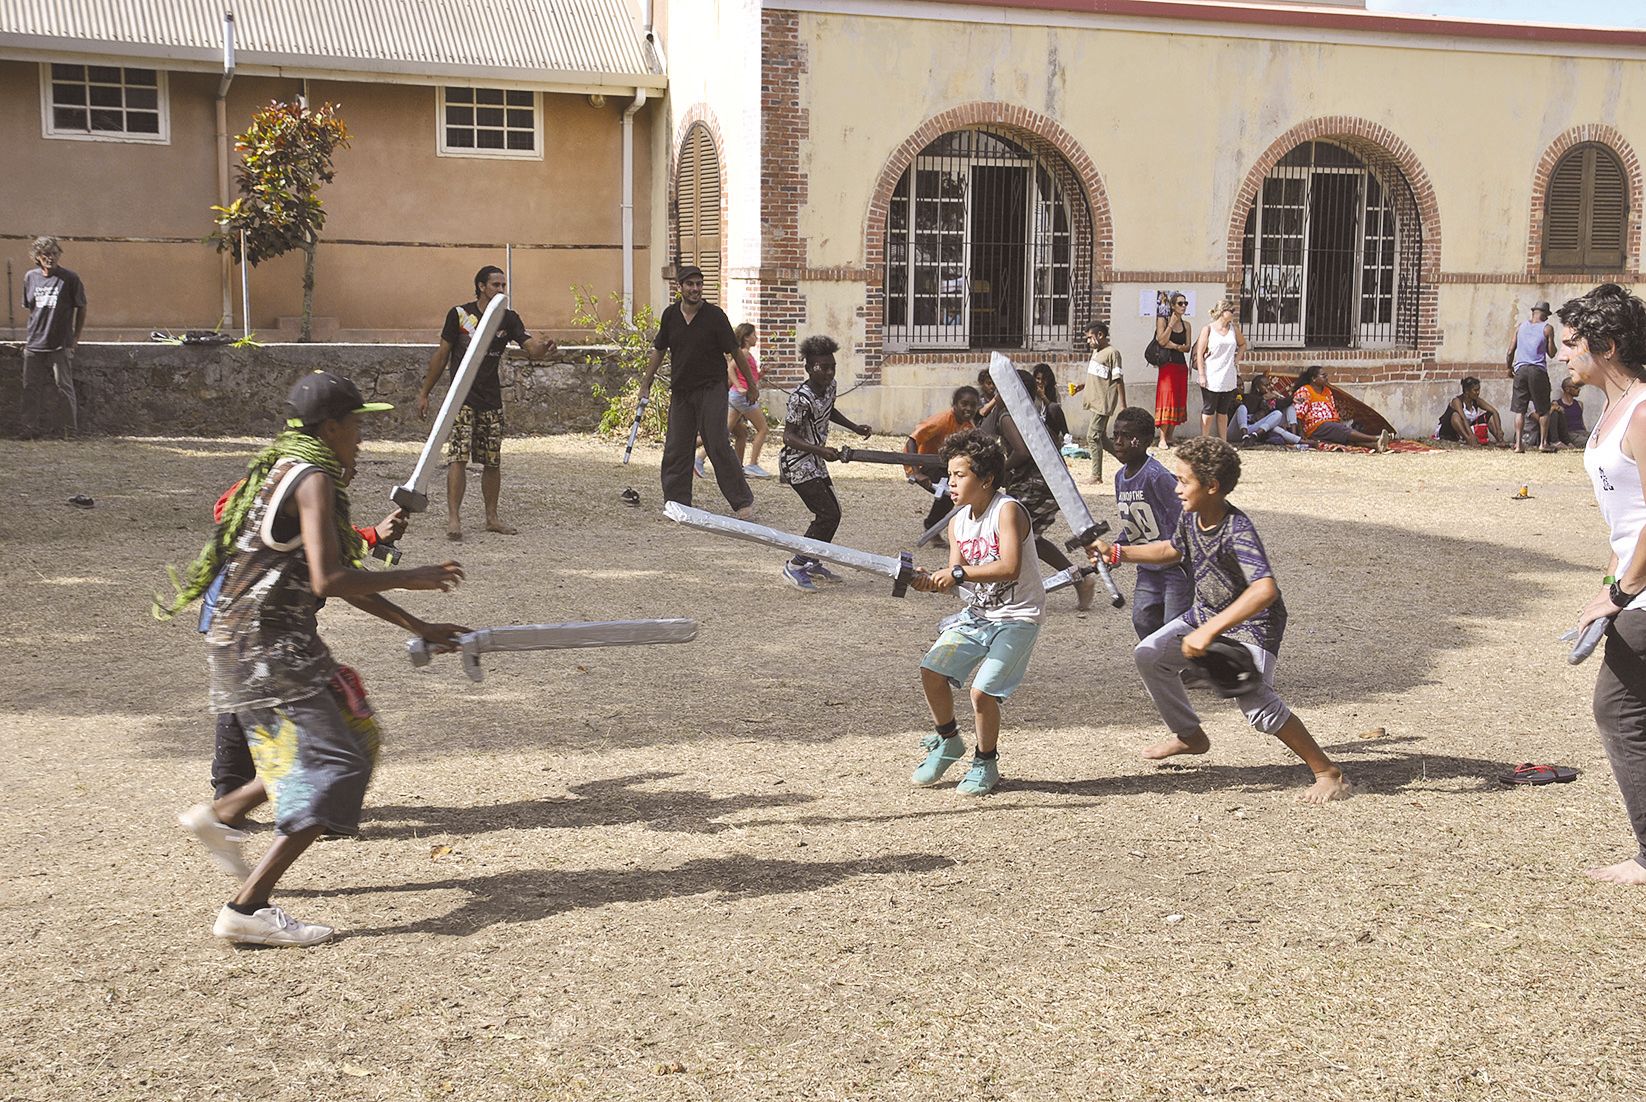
[{"left": 1611, "top": 581, "right": 1641, "bottom": 607}]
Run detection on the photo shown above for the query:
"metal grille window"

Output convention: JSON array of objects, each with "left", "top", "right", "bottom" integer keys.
[
  {"left": 676, "top": 123, "right": 724, "bottom": 300},
  {"left": 1240, "top": 141, "right": 1421, "bottom": 349},
  {"left": 440, "top": 87, "right": 540, "bottom": 158},
  {"left": 43, "top": 64, "right": 166, "bottom": 143},
  {"left": 885, "top": 128, "right": 1087, "bottom": 351},
  {"left": 1543, "top": 143, "right": 1628, "bottom": 271}
]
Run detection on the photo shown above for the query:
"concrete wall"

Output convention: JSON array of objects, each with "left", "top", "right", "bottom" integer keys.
[
  {"left": 0, "top": 61, "right": 659, "bottom": 341},
  {"left": 0, "top": 342, "right": 627, "bottom": 438}
]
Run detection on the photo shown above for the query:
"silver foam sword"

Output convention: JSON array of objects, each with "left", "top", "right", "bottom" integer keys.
[
  {"left": 988, "top": 352, "right": 1125, "bottom": 608},
  {"left": 408, "top": 617, "right": 698, "bottom": 682},
  {"left": 664, "top": 502, "right": 917, "bottom": 596},
  {"left": 379, "top": 293, "right": 510, "bottom": 560},
  {"left": 622, "top": 392, "right": 650, "bottom": 464}
]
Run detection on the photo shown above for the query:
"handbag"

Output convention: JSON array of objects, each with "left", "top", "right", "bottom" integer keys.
[{"left": 1144, "top": 337, "right": 1170, "bottom": 367}]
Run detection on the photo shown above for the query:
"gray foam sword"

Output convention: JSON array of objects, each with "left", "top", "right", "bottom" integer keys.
[
  {"left": 408, "top": 618, "right": 698, "bottom": 682},
  {"left": 621, "top": 393, "right": 650, "bottom": 464},
  {"left": 987, "top": 351, "right": 1125, "bottom": 608},
  {"left": 664, "top": 502, "right": 916, "bottom": 596},
  {"left": 381, "top": 293, "right": 511, "bottom": 558}
]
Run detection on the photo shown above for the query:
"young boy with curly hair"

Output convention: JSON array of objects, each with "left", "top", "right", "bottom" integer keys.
[
  {"left": 1090, "top": 435, "right": 1351, "bottom": 804},
  {"left": 908, "top": 428, "right": 1044, "bottom": 796}
]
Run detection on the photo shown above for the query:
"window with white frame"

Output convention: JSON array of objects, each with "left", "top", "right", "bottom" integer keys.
[
  {"left": 42, "top": 63, "right": 167, "bottom": 142},
  {"left": 439, "top": 87, "right": 541, "bottom": 158},
  {"left": 884, "top": 127, "right": 1085, "bottom": 352}
]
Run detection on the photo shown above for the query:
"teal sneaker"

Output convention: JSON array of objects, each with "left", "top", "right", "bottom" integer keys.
[
  {"left": 911, "top": 733, "right": 967, "bottom": 786},
  {"left": 955, "top": 756, "right": 1000, "bottom": 796}
]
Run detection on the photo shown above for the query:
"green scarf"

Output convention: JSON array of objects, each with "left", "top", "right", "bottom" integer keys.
[{"left": 152, "top": 430, "right": 364, "bottom": 621}]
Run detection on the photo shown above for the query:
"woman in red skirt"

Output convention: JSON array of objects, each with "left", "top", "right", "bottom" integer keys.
[{"left": 1154, "top": 292, "right": 1193, "bottom": 448}]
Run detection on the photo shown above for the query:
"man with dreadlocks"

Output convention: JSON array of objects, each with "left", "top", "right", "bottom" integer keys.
[{"left": 158, "top": 371, "right": 468, "bottom": 947}]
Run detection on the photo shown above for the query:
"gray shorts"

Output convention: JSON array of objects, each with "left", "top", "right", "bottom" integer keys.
[
  {"left": 1511, "top": 364, "right": 1551, "bottom": 415},
  {"left": 729, "top": 388, "right": 759, "bottom": 414},
  {"left": 1309, "top": 421, "right": 1355, "bottom": 445}
]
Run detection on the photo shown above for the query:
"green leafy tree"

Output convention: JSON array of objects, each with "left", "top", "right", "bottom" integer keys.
[
  {"left": 572, "top": 286, "right": 669, "bottom": 441},
  {"left": 211, "top": 101, "right": 351, "bottom": 342}
]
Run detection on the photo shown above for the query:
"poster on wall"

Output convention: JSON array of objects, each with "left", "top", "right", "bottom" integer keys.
[{"left": 1139, "top": 289, "right": 1196, "bottom": 318}]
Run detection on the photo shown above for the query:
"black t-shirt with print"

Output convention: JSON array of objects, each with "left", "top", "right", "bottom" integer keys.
[
  {"left": 440, "top": 300, "right": 531, "bottom": 411},
  {"left": 23, "top": 266, "right": 87, "bottom": 352},
  {"left": 652, "top": 301, "right": 738, "bottom": 392}
]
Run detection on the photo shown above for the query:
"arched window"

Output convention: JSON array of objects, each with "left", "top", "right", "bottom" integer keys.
[
  {"left": 1543, "top": 142, "right": 1628, "bottom": 271},
  {"left": 676, "top": 122, "right": 722, "bottom": 298},
  {"left": 884, "top": 127, "right": 1087, "bottom": 351},
  {"left": 1240, "top": 140, "right": 1422, "bottom": 349}
]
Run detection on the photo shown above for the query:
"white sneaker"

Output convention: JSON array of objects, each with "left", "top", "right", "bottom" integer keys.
[
  {"left": 743, "top": 463, "right": 772, "bottom": 479},
  {"left": 179, "top": 803, "right": 251, "bottom": 880},
  {"left": 213, "top": 904, "right": 334, "bottom": 947}
]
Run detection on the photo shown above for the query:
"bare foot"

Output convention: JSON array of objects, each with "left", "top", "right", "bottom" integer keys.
[
  {"left": 1074, "top": 576, "right": 1096, "bottom": 611},
  {"left": 1585, "top": 858, "right": 1646, "bottom": 885},
  {"left": 447, "top": 529, "right": 463, "bottom": 541},
  {"left": 1296, "top": 769, "right": 1352, "bottom": 804},
  {"left": 1142, "top": 732, "right": 1211, "bottom": 760},
  {"left": 485, "top": 520, "right": 518, "bottom": 535}
]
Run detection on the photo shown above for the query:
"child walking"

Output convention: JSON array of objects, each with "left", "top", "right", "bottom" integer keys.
[
  {"left": 778, "top": 335, "right": 872, "bottom": 591},
  {"left": 909, "top": 429, "right": 1045, "bottom": 797},
  {"left": 159, "top": 371, "right": 469, "bottom": 945},
  {"left": 1109, "top": 407, "right": 1192, "bottom": 640},
  {"left": 1090, "top": 435, "right": 1352, "bottom": 804}
]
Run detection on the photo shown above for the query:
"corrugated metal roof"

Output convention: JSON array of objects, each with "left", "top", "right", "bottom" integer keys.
[{"left": 0, "top": 0, "right": 662, "bottom": 87}]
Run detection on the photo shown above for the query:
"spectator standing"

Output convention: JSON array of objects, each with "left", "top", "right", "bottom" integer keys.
[
  {"left": 19, "top": 235, "right": 86, "bottom": 438},
  {"left": 1507, "top": 300, "right": 1556, "bottom": 453},
  {"left": 639, "top": 265, "right": 758, "bottom": 518},
  {"left": 1072, "top": 321, "right": 1124, "bottom": 481},
  {"left": 1194, "top": 299, "right": 1246, "bottom": 445},
  {"left": 417, "top": 265, "right": 554, "bottom": 540},
  {"left": 1154, "top": 292, "right": 1192, "bottom": 448}
]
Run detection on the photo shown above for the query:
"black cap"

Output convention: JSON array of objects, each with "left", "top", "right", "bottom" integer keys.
[
  {"left": 676, "top": 264, "right": 704, "bottom": 283},
  {"left": 284, "top": 370, "right": 394, "bottom": 429},
  {"left": 1190, "top": 638, "right": 1264, "bottom": 699}
]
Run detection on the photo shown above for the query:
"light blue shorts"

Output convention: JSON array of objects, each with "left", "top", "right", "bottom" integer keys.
[
  {"left": 728, "top": 388, "right": 759, "bottom": 414},
  {"left": 921, "top": 615, "right": 1041, "bottom": 701}
]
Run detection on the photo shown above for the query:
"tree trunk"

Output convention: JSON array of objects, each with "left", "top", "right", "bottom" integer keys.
[{"left": 300, "top": 237, "right": 316, "bottom": 343}]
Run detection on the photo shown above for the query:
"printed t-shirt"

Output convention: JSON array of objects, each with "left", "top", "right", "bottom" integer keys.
[
  {"left": 780, "top": 380, "right": 836, "bottom": 486},
  {"left": 1292, "top": 385, "right": 1341, "bottom": 438},
  {"left": 1113, "top": 456, "right": 1182, "bottom": 573},
  {"left": 440, "top": 300, "right": 531, "bottom": 412},
  {"left": 1171, "top": 505, "right": 1288, "bottom": 654},
  {"left": 653, "top": 301, "right": 739, "bottom": 392},
  {"left": 23, "top": 266, "right": 87, "bottom": 352},
  {"left": 953, "top": 492, "right": 1045, "bottom": 624}
]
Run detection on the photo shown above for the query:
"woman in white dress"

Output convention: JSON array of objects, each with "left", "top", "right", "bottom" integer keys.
[{"left": 1194, "top": 299, "right": 1247, "bottom": 445}]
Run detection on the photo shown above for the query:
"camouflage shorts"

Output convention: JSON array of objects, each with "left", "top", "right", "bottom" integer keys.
[
  {"left": 446, "top": 406, "right": 505, "bottom": 468},
  {"left": 1006, "top": 474, "right": 1059, "bottom": 537}
]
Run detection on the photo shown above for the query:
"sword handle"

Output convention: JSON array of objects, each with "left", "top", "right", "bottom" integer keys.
[
  {"left": 1062, "top": 521, "right": 1124, "bottom": 608},
  {"left": 372, "top": 541, "right": 403, "bottom": 565},
  {"left": 1092, "top": 555, "right": 1125, "bottom": 608},
  {"left": 836, "top": 445, "right": 854, "bottom": 463},
  {"left": 892, "top": 550, "right": 914, "bottom": 598}
]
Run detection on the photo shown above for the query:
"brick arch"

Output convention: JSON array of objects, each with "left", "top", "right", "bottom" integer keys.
[
  {"left": 1225, "top": 117, "right": 1441, "bottom": 362},
  {"left": 665, "top": 103, "right": 727, "bottom": 288},
  {"left": 1526, "top": 123, "right": 1643, "bottom": 276},
  {"left": 861, "top": 102, "right": 1113, "bottom": 367}
]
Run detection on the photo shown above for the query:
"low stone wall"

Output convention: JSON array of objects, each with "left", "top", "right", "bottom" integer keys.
[{"left": 0, "top": 342, "right": 629, "bottom": 438}]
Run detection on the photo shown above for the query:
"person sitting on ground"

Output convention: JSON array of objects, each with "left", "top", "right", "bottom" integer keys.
[
  {"left": 1231, "top": 373, "right": 1302, "bottom": 446},
  {"left": 977, "top": 367, "right": 1000, "bottom": 419},
  {"left": 1031, "top": 362, "right": 1071, "bottom": 442},
  {"left": 1292, "top": 366, "right": 1391, "bottom": 452},
  {"left": 1436, "top": 376, "right": 1504, "bottom": 446},
  {"left": 905, "top": 385, "right": 981, "bottom": 546},
  {"left": 1547, "top": 376, "right": 1589, "bottom": 447}
]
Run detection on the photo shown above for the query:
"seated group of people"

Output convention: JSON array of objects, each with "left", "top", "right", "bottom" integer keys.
[
  {"left": 1437, "top": 374, "right": 1587, "bottom": 448},
  {"left": 1208, "top": 365, "right": 1391, "bottom": 451}
]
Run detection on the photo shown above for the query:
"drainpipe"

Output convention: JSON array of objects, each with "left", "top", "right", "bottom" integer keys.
[
  {"left": 622, "top": 87, "right": 647, "bottom": 324},
  {"left": 215, "top": 10, "right": 236, "bottom": 329}
]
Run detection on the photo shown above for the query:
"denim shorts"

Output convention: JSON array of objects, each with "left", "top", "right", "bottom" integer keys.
[
  {"left": 921, "top": 614, "right": 1041, "bottom": 700},
  {"left": 728, "top": 388, "right": 759, "bottom": 414}
]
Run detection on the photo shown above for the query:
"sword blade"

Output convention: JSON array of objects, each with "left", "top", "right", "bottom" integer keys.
[
  {"left": 664, "top": 502, "right": 915, "bottom": 594},
  {"left": 838, "top": 446, "right": 945, "bottom": 473},
  {"left": 394, "top": 294, "right": 510, "bottom": 511},
  {"left": 621, "top": 392, "right": 650, "bottom": 465},
  {"left": 918, "top": 502, "right": 961, "bottom": 547},
  {"left": 407, "top": 618, "right": 699, "bottom": 680}
]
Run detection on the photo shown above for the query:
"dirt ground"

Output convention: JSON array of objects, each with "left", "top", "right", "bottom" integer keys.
[{"left": 1, "top": 430, "right": 1642, "bottom": 1101}]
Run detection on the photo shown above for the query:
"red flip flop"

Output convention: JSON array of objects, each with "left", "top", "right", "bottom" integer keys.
[{"left": 1500, "top": 762, "right": 1580, "bottom": 786}]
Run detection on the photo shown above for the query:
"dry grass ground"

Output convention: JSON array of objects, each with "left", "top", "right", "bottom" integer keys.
[{"left": 1, "top": 431, "right": 1642, "bottom": 1101}]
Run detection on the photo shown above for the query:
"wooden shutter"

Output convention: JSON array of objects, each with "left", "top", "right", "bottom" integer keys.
[
  {"left": 1544, "top": 143, "right": 1629, "bottom": 271},
  {"left": 676, "top": 123, "right": 723, "bottom": 300}
]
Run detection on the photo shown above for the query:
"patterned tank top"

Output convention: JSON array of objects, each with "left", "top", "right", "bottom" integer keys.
[{"left": 206, "top": 458, "right": 339, "bottom": 712}]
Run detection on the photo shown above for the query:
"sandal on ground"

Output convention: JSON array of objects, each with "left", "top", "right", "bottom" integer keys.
[{"left": 1499, "top": 762, "right": 1579, "bottom": 786}]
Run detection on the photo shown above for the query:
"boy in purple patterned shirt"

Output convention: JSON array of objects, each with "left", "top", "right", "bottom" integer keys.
[
  {"left": 1110, "top": 407, "right": 1192, "bottom": 640},
  {"left": 1090, "top": 436, "right": 1351, "bottom": 804}
]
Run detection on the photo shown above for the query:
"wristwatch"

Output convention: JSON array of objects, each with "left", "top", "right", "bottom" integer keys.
[
  {"left": 1610, "top": 580, "right": 1641, "bottom": 607},
  {"left": 950, "top": 565, "right": 967, "bottom": 584}
]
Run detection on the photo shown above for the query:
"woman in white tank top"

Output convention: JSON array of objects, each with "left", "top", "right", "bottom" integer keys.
[
  {"left": 1557, "top": 283, "right": 1646, "bottom": 885},
  {"left": 1194, "top": 298, "right": 1247, "bottom": 445}
]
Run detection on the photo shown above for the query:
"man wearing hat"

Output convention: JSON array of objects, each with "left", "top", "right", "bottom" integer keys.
[
  {"left": 161, "top": 370, "right": 469, "bottom": 946},
  {"left": 637, "top": 265, "right": 758, "bottom": 517},
  {"left": 1506, "top": 301, "right": 1556, "bottom": 453}
]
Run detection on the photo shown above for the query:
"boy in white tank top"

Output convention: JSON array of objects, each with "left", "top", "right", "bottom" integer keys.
[{"left": 908, "top": 430, "right": 1045, "bottom": 796}]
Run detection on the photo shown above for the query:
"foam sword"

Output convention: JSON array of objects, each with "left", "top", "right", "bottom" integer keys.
[
  {"left": 664, "top": 502, "right": 917, "bottom": 596},
  {"left": 834, "top": 445, "right": 947, "bottom": 474},
  {"left": 408, "top": 618, "right": 698, "bottom": 682},
  {"left": 987, "top": 351, "right": 1125, "bottom": 608},
  {"left": 378, "top": 293, "right": 510, "bottom": 561}
]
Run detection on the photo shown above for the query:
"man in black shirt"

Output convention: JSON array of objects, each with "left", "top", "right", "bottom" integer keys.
[
  {"left": 20, "top": 235, "right": 87, "bottom": 437},
  {"left": 417, "top": 266, "right": 554, "bottom": 540},
  {"left": 639, "top": 266, "right": 756, "bottom": 516}
]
